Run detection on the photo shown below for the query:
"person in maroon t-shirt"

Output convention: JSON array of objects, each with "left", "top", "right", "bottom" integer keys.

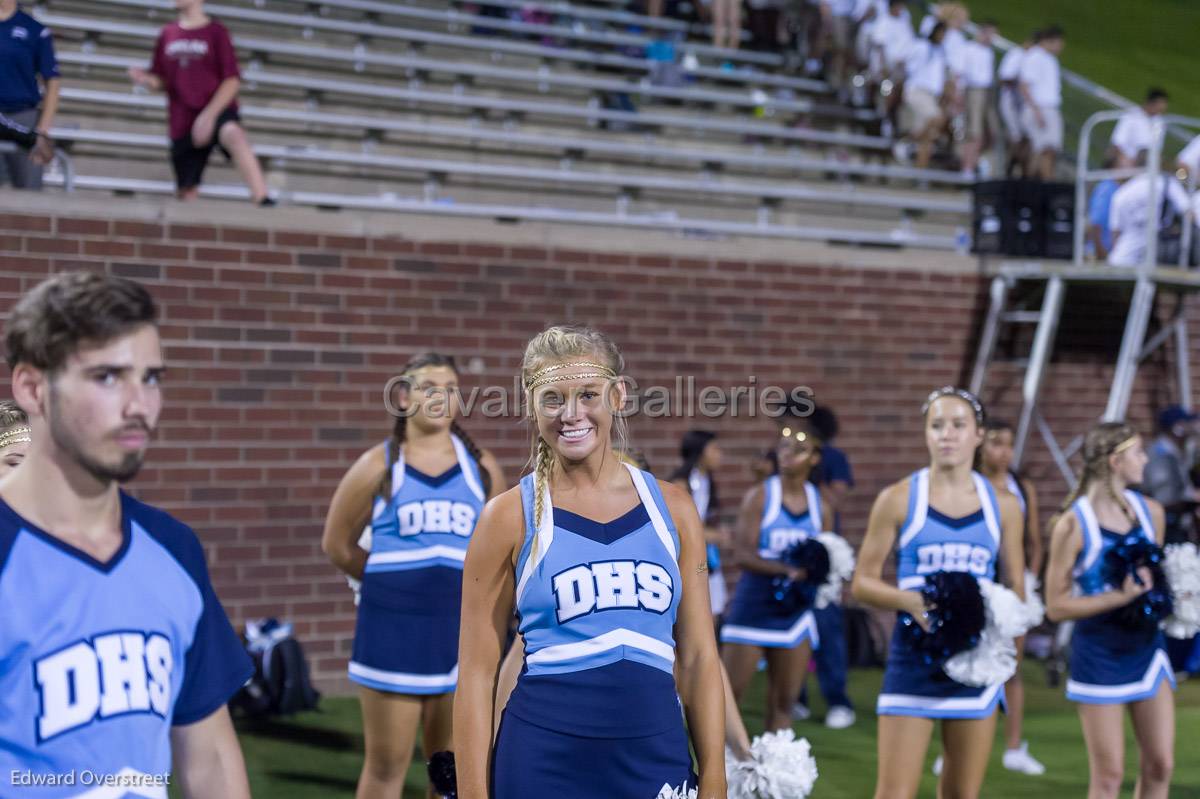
[{"left": 128, "top": 0, "right": 270, "bottom": 205}]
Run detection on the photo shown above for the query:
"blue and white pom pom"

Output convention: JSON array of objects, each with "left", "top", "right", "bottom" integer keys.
[
  {"left": 655, "top": 782, "right": 696, "bottom": 799},
  {"left": 943, "top": 575, "right": 1044, "bottom": 687},
  {"left": 1162, "top": 543, "right": 1200, "bottom": 639},
  {"left": 814, "top": 532, "right": 856, "bottom": 610},
  {"left": 726, "top": 729, "right": 819, "bottom": 799}
]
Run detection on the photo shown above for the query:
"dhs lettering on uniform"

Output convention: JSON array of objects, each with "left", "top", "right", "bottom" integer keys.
[
  {"left": 767, "top": 527, "right": 810, "bottom": 553},
  {"left": 396, "top": 499, "right": 477, "bottom": 536},
  {"left": 915, "top": 542, "right": 991, "bottom": 577},
  {"left": 34, "top": 630, "right": 172, "bottom": 741},
  {"left": 552, "top": 560, "right": 674, "bottom": 623}
]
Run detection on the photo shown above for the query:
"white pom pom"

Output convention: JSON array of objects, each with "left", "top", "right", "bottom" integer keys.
[
  {"left": 726, "top": 729, "right": 819, "bottom": 799},
  {"left": 1162, "top": 543, "right": 1200, "bottom": 639},
  {"left": 656, "top": 782, "right": 697, "bottom": 799},
  {"left": 943, "top": 578, "right": 1041, "bottom": 687},
  {"left": 814, "top": 533, "right": 856, "bottom": 609},
  {"left": 1020, "top": 570, "right": 1046, "bottom": 630}
]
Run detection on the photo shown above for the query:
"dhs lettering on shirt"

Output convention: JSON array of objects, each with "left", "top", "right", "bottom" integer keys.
[
  {"left": 396, "top": 500, "right": 477, "bottom": 537},
  {"left": 916, "top": 542, "right": 991, "bottom": 577},
  {"left": 552, "top": 560, "right": 674, "bottom": 623},
  {"left": 35, "top": 631, "right": 172, "bottom": 741},
  {"left": 767, "top": 527, "right": 810, "bottom": 554}
]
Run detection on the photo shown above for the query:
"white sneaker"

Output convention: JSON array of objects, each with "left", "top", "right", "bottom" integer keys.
[
  {"left": 791, "top": 703, "right": 812, "bottom": 721},
  {"left": 932, "top": 755, "right": 943, "bottom": 776},
  {"left": 825, "top": 706, "right": 856, "bottom": 729},
  {"left": 1003, "top": 741, "right": 1046, "bottom": 775}
]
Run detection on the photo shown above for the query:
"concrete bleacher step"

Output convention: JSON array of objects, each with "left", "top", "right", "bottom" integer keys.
[{"left": 43, "top": 10, "right": 873, "bottom": 125}]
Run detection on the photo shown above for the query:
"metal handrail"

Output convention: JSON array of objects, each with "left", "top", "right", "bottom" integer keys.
[{"left": 1074, "top": 111, "right": 1200, "bottom": 268}]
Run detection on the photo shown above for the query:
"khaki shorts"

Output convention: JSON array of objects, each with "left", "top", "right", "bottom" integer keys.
[
  {"left": 903, "top": 87, "right": 943, "bottom": 135},
  {"left": 965, "top": 87, "right": 998, "bottom": 141},
  {"left": 830, "top": 14, "right": 853, "bottom": 51},
  {"left": 1021, "top": 103, "right": 1063, "bottom": 153},
  {"left": 998, "top": 87, "right": 1024, "bottom": 144}
]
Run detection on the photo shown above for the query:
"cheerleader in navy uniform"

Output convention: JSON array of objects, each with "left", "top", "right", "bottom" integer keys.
[
  {"left": 720, "top": 421, "right": 833, "bottom": 732},
  {"left": 978, "top": 418, "right": 1046, "bottom": 775},
  {"left": 322, "top": 353, "right": 505, "bottom": 799},
  {"left": 852, "top": 387, "right": 1026, "bottom": 799},
  {"left": 1044, "top": 422, "right": 1174, "bottom": 799},
  {"left": 456, "top": 325, "right": 726, "bottom": 799}
]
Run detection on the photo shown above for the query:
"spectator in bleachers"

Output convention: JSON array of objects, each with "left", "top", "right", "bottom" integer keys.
[
  {"left": 1018, "top": 23, "right": 1064, "bottom": 181},
  {"left": 1177, "top": 132, "right": 1200, "bottom": 183},
  {"left": 901, "top": 21, "right": 951, "bottom": 170},
  {"left": 958, "top": 19, "right": 998, "bottom": 179},
  {"left": 997, "top": 34, "right": 1033, "bottom": 178},
  {"left": 712, "top": 0, "right": 744, "bottom": 50},
  {"left": 1086, "top": 149, "right": 1121, "bottom": 262},
  {"left": 824, "top": 0, "right": 857, "bottom": 96},
  {"left": 0, "top": 0, "right": 59, "bottom": 189},
  {"left": 1110, "top": 88, "right": 1169, "bottom": 169},
  {"left": 865, "top": 0, "right": 913, "bottom": 136},
  {"left": 1107, "top": 151, "right": 1190, "bottom": 267},
  {"left": 128, "top": 0, "right": 272, "bottom": 205}
]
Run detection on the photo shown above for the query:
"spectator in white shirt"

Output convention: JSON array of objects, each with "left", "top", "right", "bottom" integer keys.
[
  {"left": 825, "top": 0, "right": 858, "bottom": 96},
  {"left": 1108, "top": 154, "right": 1191, "bottom": 267},
  {"left": 867, "top": 0, "right": 913, "bottom": 79},
  {"left": 959, "top": 20, "right": 998, "bottom": 178},
  {"left": 997, "top": 34, "right": 1032, "bottom": 176},
  {"left": 1018, "top": 24, "right": 1064, "bottom": 181},
  {"left": 1178, "top": 133, "right": 1200, "bottom": 183},
  {"left": 1110, "top": 88, "right": 1169, "bottom": 168},
  {"left": 902, "top": 22, "right": 951, "bottom": 169}
]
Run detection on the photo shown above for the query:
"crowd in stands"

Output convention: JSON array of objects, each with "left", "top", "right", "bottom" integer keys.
[{"left": 3, "top": 0, "right": 1200, "bottom": 264}]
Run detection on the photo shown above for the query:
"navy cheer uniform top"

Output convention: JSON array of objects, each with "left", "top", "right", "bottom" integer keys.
[
  {"left": 877, "top": 468, "right": 1005, "bottom": 719},
  {"left": 492, "top": 463, "right": 694, "bottom": 799},
  {"left": 350, "top": 434, "right": 486, "bottom": 694},
  {"left": 720, "top": 475, "right": 823, "bottom": 649},
  {"left": 1065, "top": 491, "right": 1175, "bottom": 704}
]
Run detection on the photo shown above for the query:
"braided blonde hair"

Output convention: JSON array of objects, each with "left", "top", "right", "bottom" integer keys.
[
  {"left": 1059, "top": 421, "right": 1139, "bottom": 526},
  {"left": 521, "top": 325, "right": 628, "bottom": 532}
]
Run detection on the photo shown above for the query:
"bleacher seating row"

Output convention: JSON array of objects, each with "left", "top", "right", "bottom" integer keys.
[{"left": 34, "top": 0, "right": 973, "bottom": 247}]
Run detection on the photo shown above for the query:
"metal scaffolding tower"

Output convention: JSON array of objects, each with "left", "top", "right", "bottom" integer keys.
[{"left": 969, "top": 111, "right": 1200, "bottom": 485}]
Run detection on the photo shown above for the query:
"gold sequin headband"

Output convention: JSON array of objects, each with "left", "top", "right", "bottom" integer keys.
[
  {"left": 525, "top": 362, "right": 616, "bottom": 391},
  {"left": 1112, "top": 435, "right": 1139, "bottom": 455},
  {"left": 0, "top": 426, "right": 31, "bottom": 449}
]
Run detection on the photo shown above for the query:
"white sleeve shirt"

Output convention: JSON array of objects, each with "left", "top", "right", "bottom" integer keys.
[
  {"left": 1180, "top": 135, "right": 1200, "bottom": 175},
  {"left": 1108, "top": 174, "right": 1192, "bottom": 267},
  {"left": 1111, "top": 108, "right": 1164, "bottom": 160},
  {"left": 997, "top": 47, "right": 1023, "bottom": 82},
  {"left": 1018, "top": 46, "right": 1061, "bottom": 108},
  {"left": 906, "top": 40, "right": 947, "bottom": 97},
  {"left": 962, "top": 41, "right": 995, "bottom": 88},
  {"left": 943, "top": 28, "right": 968, "bottom": 78}
]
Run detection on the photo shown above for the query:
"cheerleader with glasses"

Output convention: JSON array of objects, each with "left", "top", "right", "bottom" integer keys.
[
  {"left": 720, "top": 420, "right": 833, "bottom": 733},
  {"left": 1044, "top": 422, "right": 1174, "bottom": 799},
  {"left": 853, "top": 387, "right": 1025, "bottom": 799},
  {"left": 455, "top": 325, "right": 725, "bottom": 799},
  {"left": 322, "top": 353, "right": 505, "bottom": 799}
]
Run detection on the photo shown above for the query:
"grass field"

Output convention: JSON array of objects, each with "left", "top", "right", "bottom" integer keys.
[
  {"left": 981, "top": 0, "right": 1200, "bottom": 164},
  {"left": 226, "top": 662, "right": 1200, "bottom": 798}
]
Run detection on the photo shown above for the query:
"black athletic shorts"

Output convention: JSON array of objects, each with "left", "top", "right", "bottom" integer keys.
[{"left": 170, "top": 107, "right": 240, "bottom": 191}]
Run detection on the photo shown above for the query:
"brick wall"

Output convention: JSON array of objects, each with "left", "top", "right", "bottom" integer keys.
[{"left": 0, "top": 209, "right": 1189, "bottom": 692}]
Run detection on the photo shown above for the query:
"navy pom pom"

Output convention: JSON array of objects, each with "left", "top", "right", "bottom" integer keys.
[
  {"left": 1101, "top": 534, "right": 1173, "bottom": 631},
  {"left": 427, "top": 750, "right": 457, "bottom": 798},
  {"left": 770, "top": 538, "right": 831, "bottom": 614},
  {"left": 899, "top": 571, "right": 986, "bottom": 666}
]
